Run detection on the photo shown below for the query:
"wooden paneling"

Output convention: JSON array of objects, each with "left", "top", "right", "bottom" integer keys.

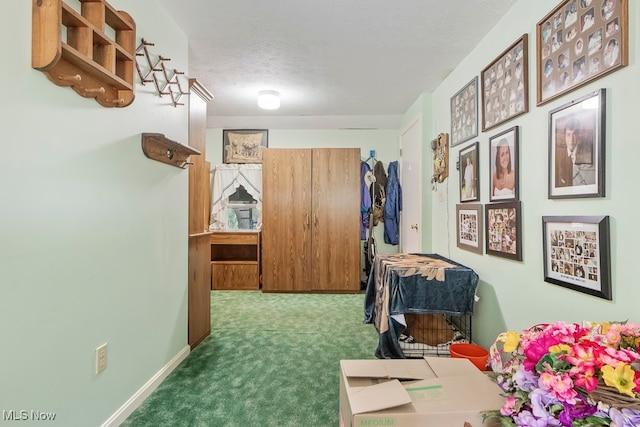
[
  {"left": 262, "top": 148, "right": 360, "bottom": 293},
  {"left": 212, "top": 262, "right": 259, "bottom": 290},
  {"left": 311, "top": 148, "right": 361, "bottom": 292},
  {"left": 188, "top": 234, "right": 211, "bottom": 348},
  {"left": 210, "top": 231, "right": 260, "bottom": 290},
  {"left": 262, "top": 149, "right": 312, "bottom": 292},
  {"left": 187, "top": 79, "right": 213, "bottom": 349}
]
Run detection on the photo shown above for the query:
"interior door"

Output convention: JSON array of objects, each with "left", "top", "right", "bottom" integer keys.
[
  {"left": 311, "top": 148, "right": 361, "bottom": 292},
  {"left": 400, "top": 117, "right": 422, "bottom": 253},
  {"left": 261, "top": 149, "right": 312, "bottom": 291}
]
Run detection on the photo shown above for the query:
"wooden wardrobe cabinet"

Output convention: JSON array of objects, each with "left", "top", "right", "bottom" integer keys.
[{"left": 261, "top": 148, "right": 361, "bottom": 293}]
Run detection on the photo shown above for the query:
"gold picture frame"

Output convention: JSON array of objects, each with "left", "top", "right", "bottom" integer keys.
[{"left": 223, "top": 129, "right": 268, "bottom": 164}]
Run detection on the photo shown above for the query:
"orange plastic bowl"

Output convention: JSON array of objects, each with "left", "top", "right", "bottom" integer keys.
[{"left": 449, "top": 343, "right": 489, "bottom": 371}]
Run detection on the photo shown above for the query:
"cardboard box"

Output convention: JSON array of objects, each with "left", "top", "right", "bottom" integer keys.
[{"left": 339, "top": 357, "right": 503, "bottom": 427}]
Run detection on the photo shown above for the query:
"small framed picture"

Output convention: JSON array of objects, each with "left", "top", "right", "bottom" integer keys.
[
  {"left": 223, "top": 129, "right": 268, "bottom": 164},
  {"left": 485, "top": 201, "right": 522, "bottom": 261},
  {"left": 459, "top": 142, "right": 479, "bottom": 202},
  {"left": 542, "top": 215, "right": 611, "bottom": 300},
  {"left": 489, "top": 126, "right": 519, "bottom": 202},
  {"left": 450, "top": 77, "right": 479, "bottom": 147},
  {"left": 456, "top": 204, "right": 483, "bottom": 254},
  {"left": 536, "top": 0, "right": 628, "bottom": 105},
  {"left": 548, "top": 88, "right": 605, "bottom": 199},
  {"left": 481, "top": 34, "right": 529, "bottom": 131}
]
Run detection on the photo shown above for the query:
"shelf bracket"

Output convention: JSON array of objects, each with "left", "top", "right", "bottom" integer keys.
[{"left": 141, "top": 133, "right": 201, "bottom": 169}]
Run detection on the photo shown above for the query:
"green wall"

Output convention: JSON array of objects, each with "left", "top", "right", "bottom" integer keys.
[
  {"left": 430, "top": 0, "right": 640, "bottom": 348},
  {"left": 0, "top": 1, "right": 190, "bottom": 425}
]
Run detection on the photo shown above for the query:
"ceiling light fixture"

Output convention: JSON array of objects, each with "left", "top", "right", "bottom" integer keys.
[{"left": 258, "top": 90, "right": 280, "bottom": 110}]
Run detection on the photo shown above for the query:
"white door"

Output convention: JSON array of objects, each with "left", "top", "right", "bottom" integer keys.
[{"left": 400, "top": 117, "right": 422, "bottom": 253}]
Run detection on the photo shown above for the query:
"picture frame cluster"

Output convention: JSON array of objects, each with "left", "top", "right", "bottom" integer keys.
[{"left": 450, "top": 0, "right": 623, "bottom": 299}]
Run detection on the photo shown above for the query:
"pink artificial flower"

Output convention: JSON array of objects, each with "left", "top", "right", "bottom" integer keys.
[{"left": 500, "top": 396, "right": 517, "bottom": 416}]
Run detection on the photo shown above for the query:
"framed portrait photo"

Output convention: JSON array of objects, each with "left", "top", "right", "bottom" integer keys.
[
  {"left": 489, "top": 126, "right": 519, "bottom": 202},
  {"left": 450, "top": 77, "right": 479, "bottom": 147},
  {"left": 485, "top": 201, "right": 522, "bottom": 261},
  {"left": 542, "top": 215, "right": 611, "bottom": 300},
  {"left": 481, "top": 34, "right": 529, "bottom": 131},
  {"left": 536, "top": 0, "right": 628, "bottom": 105},
  {"left": 456, "top": 204, "right": 483, "bottom": 254},
  {"left": 548, "top": 88, "right": 605, "bottom": 199},
  {"left": 223, "top": 129, "right": 268, "bottom": 164},
  {"left": 459, "top": 141, "right": 479, "bottom": 202}
]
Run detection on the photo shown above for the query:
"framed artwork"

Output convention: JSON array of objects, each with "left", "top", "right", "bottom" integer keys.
[
  {"left": 456, "top": 204, "right": 483, "bottom": 254},
  {"left": 542, "top": 215, "right": 611, "bottom": 300},
  {"left": 450, "top": 77, "right": 478, "bottom": 147},
  {"left": 485, "top": 201, "right": 522, "bottom": 261},
  {"left": 223, "top": 129, "right": 268, "bottom": 164},
  {"left": 548, "top": 88, "right": 605, "bottom": 199},
  {"left": 489, "top": 126, "right": 519, "bottom": 202},
  {"left": 459, "top": 142, "right": 479, "bottom": 202},
  {"left": 536, "top": 0, "right": 628, "bottom": 105},
  {"left": 481, "top": 34, "right": 529, "bottom": 131}
]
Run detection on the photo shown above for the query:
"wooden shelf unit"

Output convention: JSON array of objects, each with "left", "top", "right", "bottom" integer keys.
[
  {"left": 32, "top": 0, "right": 136, "bottom": 107},
  {"left": 211, "top": 231, "right": 261, "bottom": 290}
]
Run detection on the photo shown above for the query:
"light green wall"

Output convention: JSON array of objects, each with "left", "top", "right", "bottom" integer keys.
[
  {"left": 431, "top": 0, "right": 640, "bottom": 348},
  {"left": 206, "top": 128, "right": 402, "bottom": 268},
  {"left": 0, "top": 1, "right": 190, "bottom": 425}
]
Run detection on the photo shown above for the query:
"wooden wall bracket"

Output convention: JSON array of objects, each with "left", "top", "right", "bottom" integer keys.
[{"left": 141, "top": 133, "right": 201, "bottom": 169}]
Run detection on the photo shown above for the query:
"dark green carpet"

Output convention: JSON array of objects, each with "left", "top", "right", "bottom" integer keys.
[{"left": 121, "top": 291, "right": 379, "bottom": 427}]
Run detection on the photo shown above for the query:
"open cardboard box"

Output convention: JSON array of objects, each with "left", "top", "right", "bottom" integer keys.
[{"left": 339, "top": 357, "right": 503, "bottom": 427}]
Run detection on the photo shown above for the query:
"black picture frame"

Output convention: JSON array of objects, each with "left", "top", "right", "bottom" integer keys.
[
  {"left": 450, "top": 77, "right": 479, "bottom": 147},
  {"left": 481, "top": 34, "right": 529, "bottom": 131},
  {"left": 542, "top": 215, "right": 611, "bottom": 300},
  {"left": 485, "top": 201, "right": 522, "bottom": 261},
  {"left": 223, "top": 129, "right": 269, "bottom": 164},
  {"left": 548, "top": 88, "right": 605, "bottom": 199},
  {"left": 456, "top": 204, "right": 483, "bottom": 254},
  {"left": 536, "top": 0, "right": 628, "bottom": 105},
  {"left": 489, "top": 126, "right": 519, "bottom": 202},
  {"left": 459, "top": 141, "right": 479, "bottom": 202}
]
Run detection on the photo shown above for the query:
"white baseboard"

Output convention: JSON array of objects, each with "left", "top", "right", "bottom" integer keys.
[{"left": 101, "top": 345, "right": 190, "bottom": 427}]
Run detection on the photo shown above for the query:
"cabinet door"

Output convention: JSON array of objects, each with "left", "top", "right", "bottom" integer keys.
[
  {"left": 262, "top": 149, "right": 312, "bottom": 291},
  {"left": 311, "top": 148, "right": 361, "bottom": 292}
]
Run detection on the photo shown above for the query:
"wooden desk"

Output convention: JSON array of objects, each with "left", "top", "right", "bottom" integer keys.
[{"left": 211, "top": 231, "right": 260, "bottom": 290}]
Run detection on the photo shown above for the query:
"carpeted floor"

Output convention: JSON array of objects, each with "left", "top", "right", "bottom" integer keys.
[{"left": 121, "top": 291, "right": 379, "bottom": 427}]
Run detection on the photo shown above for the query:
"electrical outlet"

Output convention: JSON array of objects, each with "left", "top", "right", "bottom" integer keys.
[{"left": 96, "top": 343, "right": 107, "bottom": 375}]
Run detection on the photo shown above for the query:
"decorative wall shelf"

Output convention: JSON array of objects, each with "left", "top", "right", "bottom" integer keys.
[
  {"left": 32, "top": 0, "right": 136, "bottom": 108},
  {"left": 141, "top": 133, "right": 201, "bottom": 169},
  {"left": 135, "top": 39, "right": 189, "bottom": 107}
]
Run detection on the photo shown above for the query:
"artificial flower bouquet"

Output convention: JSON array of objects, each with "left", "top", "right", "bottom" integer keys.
[{"left": 483, "top": 321, "right": 640, "bottom": 427}]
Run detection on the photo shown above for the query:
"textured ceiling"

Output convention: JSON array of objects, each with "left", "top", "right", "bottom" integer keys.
[{"left": 158, "top": 0, "right": 517, "bottom": 128}]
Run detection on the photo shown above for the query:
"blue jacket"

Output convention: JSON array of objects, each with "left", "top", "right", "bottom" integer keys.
[{"left": 383, "top": 161, "right": 401, "bottom": 245}]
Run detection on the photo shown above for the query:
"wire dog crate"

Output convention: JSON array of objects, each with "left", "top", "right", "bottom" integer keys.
[{"left": 399, "top": 313, "right": 472, "bottom": 358}]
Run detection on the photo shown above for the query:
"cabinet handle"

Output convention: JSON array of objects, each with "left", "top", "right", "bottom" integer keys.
[
  {"left": 314, "top": 215, "right": 319, "bottom": 226},
  {"left": 305, "top": 214, "right": 310, "bottom": 228}
]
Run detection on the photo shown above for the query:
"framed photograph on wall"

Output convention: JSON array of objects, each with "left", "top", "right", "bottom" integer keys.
[
  {"left": 548, "top": 88, "right": 605, "bottom": 199},
  {"left": 450, "top": 77, "right": 478, "bottom": 147},
  {"left": 481, "top": 34, "right": 529, "bottom": 131},
  {"left": 536, "top": 0, "right": 628, "bottom": 105},
  {"left": 542, "top": 215, "right": 611, "bottom": 300},
  {"left": 223, "top": 129, "right": 268, "bottom": 164},
  {"left": 485, "top": 201, "right": 522, "bottom": 261},
  {"left": 489, "top": 126, "right": 519, "bottom": 202},
  {"left": 459, "top": 142, "right": 479, "bottom": 202},
  {"left": 456, "top": 204, "right": 483, "bottom": 254}
]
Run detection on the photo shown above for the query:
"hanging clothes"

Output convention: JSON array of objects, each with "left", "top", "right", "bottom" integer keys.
[
  {"left": 360, "top": 161, "right": 373, "bottom": 240},
  {"left": 384, "top": 161, "right": 402, "bottom": 245},
  {"left": 372, "top": 160, "right": 387, "bottom": 226}
]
